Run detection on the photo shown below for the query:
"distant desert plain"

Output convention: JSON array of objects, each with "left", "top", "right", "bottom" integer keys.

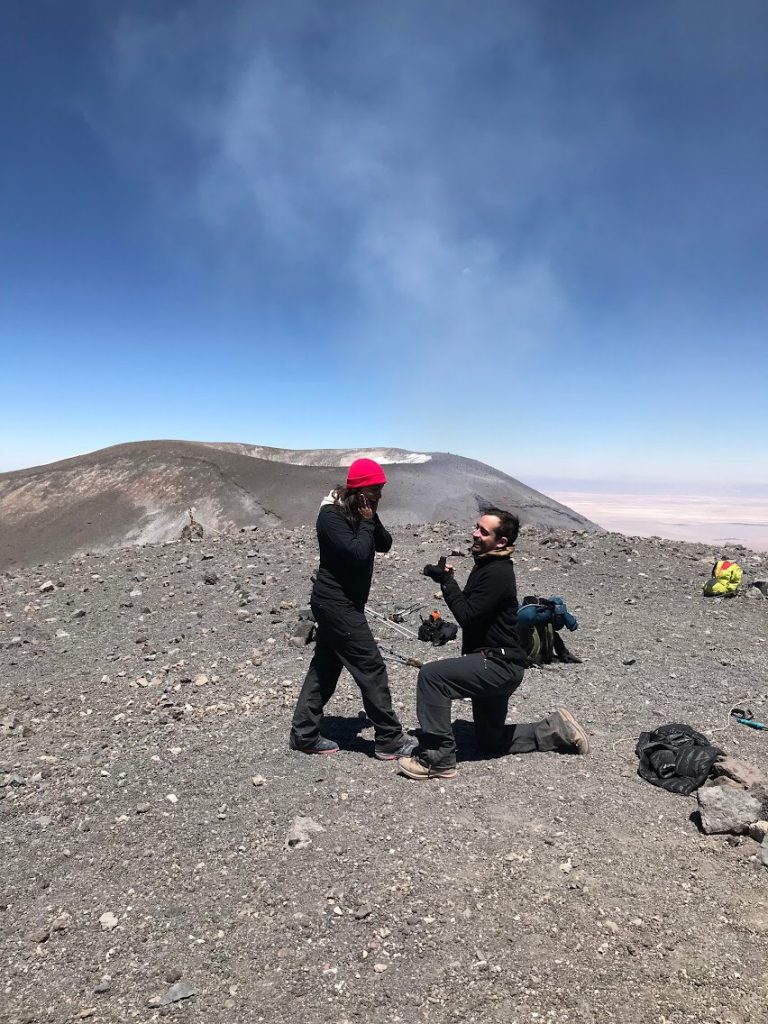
[{"left": 550, "top": 491, "right": 768, "bottom": 552}]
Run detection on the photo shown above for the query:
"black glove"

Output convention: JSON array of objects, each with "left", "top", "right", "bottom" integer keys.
[
  {"left": 552, "top": 633, "right": 582, "bottom": 663},
  {"left": 423, "top": 556, "right": 450, "bottom": 584}
]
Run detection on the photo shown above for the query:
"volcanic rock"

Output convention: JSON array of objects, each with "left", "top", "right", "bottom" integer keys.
[{"left": 697, "top": 786, "right": 762, "bottom": 834}]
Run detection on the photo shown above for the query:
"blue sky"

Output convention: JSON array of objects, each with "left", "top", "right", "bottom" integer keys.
[{"left": 2, "top": 1, "right": 767, "bottom": 491}]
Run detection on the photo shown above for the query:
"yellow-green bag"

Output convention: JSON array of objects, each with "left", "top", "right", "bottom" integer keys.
[{"left": 703, "top": 559, "right": 743, "bottom": 596}]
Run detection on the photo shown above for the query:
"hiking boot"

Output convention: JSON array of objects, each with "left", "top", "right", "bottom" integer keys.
[
  {"left": 374, "top": 736, "right": 418, "bottom": 761},
  {"left": 549, "top": 707, "right": 590, "bottom": 754},
  {"left": 289, "top": 736, "right": 340, "bottom": 755},
  {"left": 398, "top": 756, "right": 457, "bottom": 780}
]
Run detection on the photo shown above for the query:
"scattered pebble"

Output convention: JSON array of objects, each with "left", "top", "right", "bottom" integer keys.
[
  {"left": 286, "top": 816, "right": 325, "bottom": 850},
  {"left": 160, "top": 981, "right": 196, "bottom": 1005}
]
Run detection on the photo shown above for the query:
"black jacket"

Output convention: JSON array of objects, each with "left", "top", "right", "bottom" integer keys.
[
  {"left": 311, "top": 503, "right": 392, "bottom": 611},
  {"left": 635, "top": 723, "right": 723, "bottom": 796},
  {"left": 440, "top": 552, "right": 526, "bottom": 665}
]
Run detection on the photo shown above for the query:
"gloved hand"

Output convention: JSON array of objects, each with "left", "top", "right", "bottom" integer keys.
[
  {"left": 423, "top": 556, "right": 450, "bottom": 584},
  {"left": 562, "top": 609, "right": 579, "bottom": 632},
  {"left": 547, "top": 596, "right": 579, "bottom": 632}
]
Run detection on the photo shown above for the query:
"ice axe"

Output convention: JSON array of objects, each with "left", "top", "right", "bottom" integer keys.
[{"left": 731, "top": 707, "right": 768, "bottom": 731}]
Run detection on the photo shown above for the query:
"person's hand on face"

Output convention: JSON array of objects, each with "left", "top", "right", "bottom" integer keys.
[{"left": 357, "top": 485, "right": 382, "bottom": 520}]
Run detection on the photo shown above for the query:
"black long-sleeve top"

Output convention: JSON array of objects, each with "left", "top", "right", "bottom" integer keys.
[
  {"left": 311, "top": 503, "right": 392, "bottom": 610},
  {"left": 441, "top": 553, "right": 526, "bottom": 664}
]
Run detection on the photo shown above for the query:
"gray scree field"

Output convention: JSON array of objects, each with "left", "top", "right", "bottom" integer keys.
[{"left": 1, "top": 520, "right": 767, "bottom": 1024}]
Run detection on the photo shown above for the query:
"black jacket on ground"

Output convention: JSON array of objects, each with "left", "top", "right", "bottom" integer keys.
[
  {"left": 440, "top": 552, "right": 526, "bottom": 665},
  {"left": 311, "top": 504, "right": 392, "bottom": 611},
  {"left": 635, "top": 723, "right": 723, "bottom": 796}
]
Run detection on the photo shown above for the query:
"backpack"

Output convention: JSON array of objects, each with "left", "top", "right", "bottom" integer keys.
[
  {"left": 517, "top": 596, "right": 581, "bottom": 666},
  {"left": 703, "top": 559, "right": 742, "bottom": 597},
  {"left": 418, "top": 611, "right": 459, "bottom": 646}
]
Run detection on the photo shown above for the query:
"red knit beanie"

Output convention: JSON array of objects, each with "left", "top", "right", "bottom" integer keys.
[{"left": 346, "top": 458, "right": 387, "bottom": 489}]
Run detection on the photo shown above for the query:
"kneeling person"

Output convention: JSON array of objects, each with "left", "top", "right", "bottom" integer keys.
[{"left": 399, "top": 508, "right": 589, "bottom": 781}]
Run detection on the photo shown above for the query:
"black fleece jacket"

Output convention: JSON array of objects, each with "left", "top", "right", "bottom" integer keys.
[
  {"left": 311, "top": 504, "right": 392, "bottom": 611},
  {"left": 440, "top": 552, "right": 526, "bottom": 665}
]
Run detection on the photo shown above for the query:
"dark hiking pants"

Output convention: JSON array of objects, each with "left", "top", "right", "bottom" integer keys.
[
  {"left": 290, "top": 598, "right": 405, "bottom": 753},
  {"left": 416, "top": 653, "right": 566, "bottom": 768}
]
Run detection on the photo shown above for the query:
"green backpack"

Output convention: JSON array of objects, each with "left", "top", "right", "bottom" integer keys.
[
  {"left": 522, "top": 620, "right": 555, "bottom": 665},
  {"left": 517, "top": 597, "right": 582, "bottom": 666}
]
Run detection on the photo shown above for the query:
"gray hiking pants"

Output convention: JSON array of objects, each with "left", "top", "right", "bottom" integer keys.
[
  {"left": 290, "top": 598, "right": 405, "bottom": 753},
  {"left": 415, "top": 652, "right": 564, "bottom": 768}
]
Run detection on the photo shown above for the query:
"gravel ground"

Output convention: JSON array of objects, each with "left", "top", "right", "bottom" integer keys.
[{"left": 2, "top": 523, "right": 767, "bottom": 1024}]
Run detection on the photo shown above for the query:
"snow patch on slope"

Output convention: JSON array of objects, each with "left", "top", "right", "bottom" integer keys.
[{"left": 205, "top": 443, "right": 431, "bottom": 466}]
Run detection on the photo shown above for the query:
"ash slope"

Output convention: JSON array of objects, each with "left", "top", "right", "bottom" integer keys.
[
  {"left": 1, "top": 524, "right": 767, "bottom": 1024},
  {"left": 0, "top": 440, "right": 598, "bottom": 571}
]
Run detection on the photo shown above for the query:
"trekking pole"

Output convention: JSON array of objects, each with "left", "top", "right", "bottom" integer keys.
[
  {"left": 366, "top": 606, "right": 419, "bottom": 640},
  {"left": 392, "top": 602, "right": 423, "bottom": 623},
  {"left": 374, "top": 639, "right": 423, "bottom": 670}
]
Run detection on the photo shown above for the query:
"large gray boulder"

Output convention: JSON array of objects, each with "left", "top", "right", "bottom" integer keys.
[{"left": 697, "top": 786, "right": 763, "bottom": 834}]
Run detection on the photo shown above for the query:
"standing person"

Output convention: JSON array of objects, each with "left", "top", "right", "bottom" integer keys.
[
  {"left": 399, "top": 508, "right": 589, "bottom": 780},
  {"left": 289, "top": 458, "right": 416, "bottom": 760}
]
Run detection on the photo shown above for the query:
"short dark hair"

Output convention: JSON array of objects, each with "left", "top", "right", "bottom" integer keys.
[{"left": 482, "top": 507, "right": 520, "bottom": 547}]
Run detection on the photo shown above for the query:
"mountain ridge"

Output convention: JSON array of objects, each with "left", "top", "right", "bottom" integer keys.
[{"left": 0, "top": 440, "right": 601, "bottom": 570}]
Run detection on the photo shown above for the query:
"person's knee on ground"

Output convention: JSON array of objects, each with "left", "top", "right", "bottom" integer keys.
[{"left": 472, "top": 694, "right": 510, "bottom": 756}]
